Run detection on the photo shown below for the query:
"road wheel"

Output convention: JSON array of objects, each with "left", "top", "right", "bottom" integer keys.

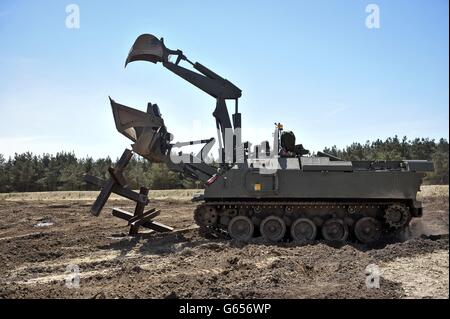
[
  {"left": 354, "top": 217, "right": 382, "bottom": 244},
  {"left": 260, "top": 215, "right": 286, "bottom": 242},
  {"left": 321, "top": 218, "right": 348, "bottom": 242},
  {"left": 228, "top": 216, "right": 254, "bottom": 241},
  {"left": 290, "top": 218, "right": 317, "bottom": 243}
]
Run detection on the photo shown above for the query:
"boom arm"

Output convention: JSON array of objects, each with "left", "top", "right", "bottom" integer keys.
[{"left": 125, "top": 34, "right": 243, "bottom": 162}]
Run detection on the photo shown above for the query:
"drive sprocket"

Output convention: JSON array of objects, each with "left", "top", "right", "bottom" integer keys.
[{"left": 384, "top": 204, "right": 411, "bottom": 229}]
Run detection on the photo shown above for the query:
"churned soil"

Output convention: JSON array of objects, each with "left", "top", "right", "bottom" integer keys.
[{"left": 0, "top": 186, "right": 448, "bottom": 299}]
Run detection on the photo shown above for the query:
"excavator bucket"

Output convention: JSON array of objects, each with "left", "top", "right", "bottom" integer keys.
[
  {"left": 110, "top": 97, "right": 172, "bottom": 163},
  {"left": 125, "top": 34, "right": 167, "bottom": 66}
]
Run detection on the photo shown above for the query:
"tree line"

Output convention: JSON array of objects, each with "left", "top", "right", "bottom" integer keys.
[
  {"left": 322, "top": 136, "right": 448, "bottom": 184},
  {"left": 0, "top": 152, "right": 199, "bottom": 193},
  {"left": 0, "top": 136, "right": 448, "bottom": 193}
]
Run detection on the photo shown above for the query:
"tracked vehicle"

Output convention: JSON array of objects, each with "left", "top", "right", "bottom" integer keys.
[{"left": 88, "top": 34, "right": 434, "bottom": 244}]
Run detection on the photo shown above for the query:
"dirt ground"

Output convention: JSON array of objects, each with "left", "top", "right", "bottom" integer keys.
[{"left": 0, "top": 186, "right": 448, "bottom": 299}]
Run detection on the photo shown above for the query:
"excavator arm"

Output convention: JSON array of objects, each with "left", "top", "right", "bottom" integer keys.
[
  {"left": 125, "top": 34, "right": 243, "bottom": 159},
  {"left": 125, "top": 34, "right": 241, "bottom": 100}
]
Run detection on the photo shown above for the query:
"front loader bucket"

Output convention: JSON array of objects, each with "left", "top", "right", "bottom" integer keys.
[
  {"left": 125, "top": 34, "right": 167, "bottom": 67},
  {"left": 110, "top": 97, "right": 172, "bottom": 163}
]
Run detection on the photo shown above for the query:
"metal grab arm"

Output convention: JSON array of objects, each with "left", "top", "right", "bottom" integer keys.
[
  {"left": 125, "top": 33, "right": 243, "bottom": 165},
  {"left": 162, "top": 61, "right": 241, "bottom": 100},
  {"left": 125, "top": 34, "right": 241, "bottom": 100}
]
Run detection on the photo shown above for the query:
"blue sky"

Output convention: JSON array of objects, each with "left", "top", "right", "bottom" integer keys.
[{"left": 0, "top": 0, "right": 448, "bottom": 159}]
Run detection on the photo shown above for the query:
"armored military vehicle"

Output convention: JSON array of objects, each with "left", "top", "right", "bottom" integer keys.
[{"left": 91, "top": 34, "right": 434, "bottom": 244}]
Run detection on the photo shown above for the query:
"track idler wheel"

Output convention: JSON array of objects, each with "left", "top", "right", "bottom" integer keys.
[
  {"left": 321, "top": 218, "right": 348, "bottom": 242},
  {"left": 354, "top": 217, "right": 382, "bottom": 244},
  {"left": 228, "top": 216, "right": 254, "bottom": 241},
  {"left": 260, "top": 216, "right": 286, "bottom": 242},
  {"left": 194, "top": 205, "right": 218, "bottom": 227},
  {"left": 290, "top": 218, "right": 317, "bottom": 243}
]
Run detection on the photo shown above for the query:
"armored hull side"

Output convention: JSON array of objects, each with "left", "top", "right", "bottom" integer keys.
[
  {"left": 195, "top": 157, "right": 432, "bottom": 243},
  {"left": 205, "top": 169, "right": 424, "bottom": 202},
  {"left": 204, "top": 158, "right": 426, "bottom": 202}
]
